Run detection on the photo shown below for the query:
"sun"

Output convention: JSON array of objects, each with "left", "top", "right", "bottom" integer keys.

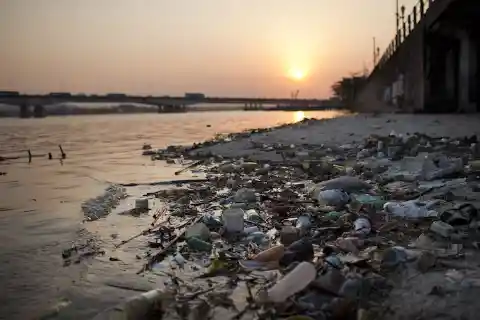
[{"left": 288, "top": 67, "right": 307, "bottom": 81}]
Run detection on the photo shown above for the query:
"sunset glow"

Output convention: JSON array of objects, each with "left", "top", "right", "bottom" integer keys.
[
  {"left": 0, "top": 0, "right": 420, "bottom": 98},
  {"left": 288, "top": 67, "right": 307, "bottom": 81}
]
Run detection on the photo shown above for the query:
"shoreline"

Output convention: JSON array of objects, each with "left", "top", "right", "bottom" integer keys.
[{"left": 173, "top": 112, "right": 480, "bottom": 161}]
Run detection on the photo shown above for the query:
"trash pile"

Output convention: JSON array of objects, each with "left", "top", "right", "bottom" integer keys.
[{"left": 93, "top": 130, "right": 480, "bottom": 320}]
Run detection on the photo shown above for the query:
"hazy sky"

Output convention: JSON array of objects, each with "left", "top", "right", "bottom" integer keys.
[{"left": 0, "top": 0, "right": 418, "bottom": 98}]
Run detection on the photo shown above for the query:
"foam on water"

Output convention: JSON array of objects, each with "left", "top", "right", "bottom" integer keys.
[{"left": 81, "top": 184, "right": 127, "bottom": 221}]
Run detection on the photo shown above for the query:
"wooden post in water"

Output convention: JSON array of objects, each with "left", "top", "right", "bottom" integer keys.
[
  {"left": 28, "top": 150, "right": 32, "bottom": 163},
  {"left": 58, "top": 145, "right": 66, "bottom": 159}
]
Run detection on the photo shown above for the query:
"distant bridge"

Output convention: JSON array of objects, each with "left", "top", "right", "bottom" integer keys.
[{"left": 0, "top": 93, "right": 330, "bottom": 118}]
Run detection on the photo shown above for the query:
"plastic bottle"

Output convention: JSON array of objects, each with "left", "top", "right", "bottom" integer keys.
[
  {"left": 186, "top": 237, "right": 212, "bottom": 252},
  {"left": 383, "top": 200, "right": 439, "bottom": 219},
  {"left": 246, "top": 231, "right": 267, "bottom": 245},
  {"left": 296, "top": 215, "right": 312, "bottom": 231},
  {"left": 245, "top": 209, "right": 263, "bottom": 223},
  {"left": 430, "top": 221, "right": 454, "bottom": 238},
  {"left": 92, "top": 289, "right": 167, "bottom": 320},
  {"left": 253, "top": 245, "right": 285, "bottom": 262},
  {"left": 243, "top": 226, "right": 260, "bottom": 234},
  {"left": 222, "top": 208, "right": 245, "bottom": 232},
  {"left": 185, "top": 223, "right": 210, "bottom": 241},
  {"left": 266, "top": 262, "right": 316, "bottom": 303}
]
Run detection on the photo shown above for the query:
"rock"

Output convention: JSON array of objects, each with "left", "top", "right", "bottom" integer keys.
[
  {"left": 430, "top": 221, "right": 454, "bottom": 238},
  {"left": 312, "top": 268, "right": 345, "bottom": 295},
  {"left": 280, "top": 226, "right": 300, "bottom": 246},
  {"left": 240, "top": 162, "right": 259, "bottom": 173},
  {"left": 416, "top": 251, "right": 436, "bottom": 273},
  {"left": 233, "top": 188, "right": 256, "bottom": 203}
]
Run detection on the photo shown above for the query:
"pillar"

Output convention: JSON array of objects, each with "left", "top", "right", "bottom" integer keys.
[
  {"left": 19, "top": 104, "right": 30, "bottom": 118},
  {"left": 33, "top": 105, "right": 45, "bottom": 118},
  {"left": 458, "top": 30, "right": 476, "bottom": 112},
  {"left": 445, "top": 48, "right": 456, "bottom": 102}
]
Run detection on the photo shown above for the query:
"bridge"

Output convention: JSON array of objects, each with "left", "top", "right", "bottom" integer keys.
[
  {"left": 0, "top": 93, "right": 327, "bottom": 118},
  {"left": 356, "top": 0, "right": 480, "bottom": 113}
]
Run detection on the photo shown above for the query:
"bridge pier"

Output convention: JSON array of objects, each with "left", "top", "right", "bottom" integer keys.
[
  {"left": 244, "top": 102, "right": 262, "bottom": 111},
  {"left": 157, "top": 104, "right": 187, "bottom": 113},
  {"left": 19, "top": 104, "right": 30, "bottom": 118},
  {"left": 457, "top": 29, "right": 477, "bottom": 112},
  {"left": 424, "top": 19, "right": 479, "bottom": 112},
  {"left": 33, "top": 105, "right": 46, "bottom": 118}
]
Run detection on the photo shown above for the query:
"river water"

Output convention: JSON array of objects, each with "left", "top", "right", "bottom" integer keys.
[{"left": 0, "top": 110, "right": 345, "bottom": 320}]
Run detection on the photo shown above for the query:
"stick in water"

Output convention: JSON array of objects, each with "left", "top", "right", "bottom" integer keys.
[
  {"left": 138, "top": 215, "right": 203, "bottom": 274},
  {"left": 114, "top": 208, "right": 166, "bottom": 248},
  {"left": 174, "top": 159, "right": 205, "bottom": 176}
]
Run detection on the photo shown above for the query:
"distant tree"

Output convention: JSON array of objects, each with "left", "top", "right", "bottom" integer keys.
[{"left": 331, "top": 74, "right": 368, "bottom": 108}]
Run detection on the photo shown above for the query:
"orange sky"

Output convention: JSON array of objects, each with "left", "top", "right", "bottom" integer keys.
[{"left": 0, "top": 0, "right": 418, "bottom": 98}]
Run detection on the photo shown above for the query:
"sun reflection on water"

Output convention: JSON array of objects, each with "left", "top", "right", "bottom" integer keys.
[{"left": 293, "top": 111, "right": 305, "bottom": 123}]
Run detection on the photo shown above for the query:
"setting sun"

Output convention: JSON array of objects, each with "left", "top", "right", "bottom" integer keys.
[{"left": 288, "top": 67, "right": 307, "bottom": 81}]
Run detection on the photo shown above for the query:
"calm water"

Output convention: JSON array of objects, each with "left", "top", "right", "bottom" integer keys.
[{"left": 0, "top": 110, "right": 345, "bottom": 320}]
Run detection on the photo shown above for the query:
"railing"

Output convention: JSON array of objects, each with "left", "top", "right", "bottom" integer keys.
[{"left": 374, "top": 0, "right": 439, "bottom": 71}]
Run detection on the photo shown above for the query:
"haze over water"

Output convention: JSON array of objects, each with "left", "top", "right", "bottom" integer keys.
[{"left": 0, "top": 111, "right": 345, "bottom": 320}]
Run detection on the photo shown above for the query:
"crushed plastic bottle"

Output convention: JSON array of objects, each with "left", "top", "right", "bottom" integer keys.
[
  {"left": 314, "top": 189, "right": 350, "bottom": 208},
  {"left": 353, "top": 217, "right": 371, "bottom": 236},
  {"left": 265, "top": 262, "right": 316, "bottom": 303},
  {"left": 384, "top": 200, "right": 440, "bottom": 219},
  {"left": 295, "top": 214, "right": 312, "bottom": 232},
  {"left": 92, "top": 289, "right": 170, "bottom": 320}
]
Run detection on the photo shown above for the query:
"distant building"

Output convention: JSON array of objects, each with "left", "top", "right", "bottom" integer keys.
[
  {"left": 0, "top": 91, "right": 19, "bottom": 96},
  {"left": 49, "top": 92, "right": 71, "bottom": 97},
  {"left": 185, "top": 93, "right": 205, "bottom": 100},
  {"left": 106, "top": 93, "right": 127, "bottom": 98}
]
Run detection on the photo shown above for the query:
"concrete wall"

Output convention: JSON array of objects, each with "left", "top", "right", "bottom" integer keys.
[
  {"left": 355, "top": 0, "right": 460, "bottom": 113},
  {"left": 355, "top": 22, "right": 425, "bottom": 112}
]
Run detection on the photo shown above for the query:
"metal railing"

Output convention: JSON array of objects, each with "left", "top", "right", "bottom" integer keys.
[{"left": 374, "top": 0, "right": 438, "bottom": 71}]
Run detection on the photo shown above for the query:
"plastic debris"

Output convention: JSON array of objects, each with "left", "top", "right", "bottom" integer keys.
[{"left": 85, "top": 129, "right": 480, "bottom": 320}]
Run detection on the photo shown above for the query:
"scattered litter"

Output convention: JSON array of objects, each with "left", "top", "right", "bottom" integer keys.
[{"left": 86, "top": 130, "right": 480, "bottom": 320}]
